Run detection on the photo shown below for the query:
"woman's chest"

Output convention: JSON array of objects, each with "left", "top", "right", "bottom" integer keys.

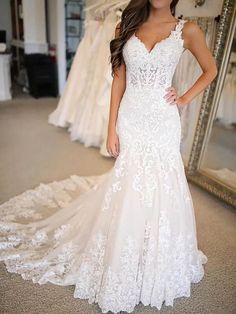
[{"left": 123, "top": 35, "right": 184, "bottom": 66}]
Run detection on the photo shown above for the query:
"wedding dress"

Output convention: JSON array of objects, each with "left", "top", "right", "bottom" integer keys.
[
  {"left": 48, "top": 13, "right": 100, "bottom": 128},
  {"left": 49, "top": 10, "right": 120, "bottom": 149},
  {"left": 0, "top": 19, "right": 207, "bottom": 314},
  {"left": 69, "top": 10, "right": 119, "bottom": 146}
]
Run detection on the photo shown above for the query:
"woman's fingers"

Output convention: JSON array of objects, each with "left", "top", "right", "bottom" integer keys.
[
  {"left": 170, "top": 97, "right": 178, "bottom": 105},
  {"left": 106, "top": 132, "right": 120, "bottom": 158},
  {"left": 165, "top": 86, "right": 175, "bottom": 92},
  {"left": 165, "top": 91, "right": 175, "bottom": 100},
  {"left": 115, "top": 141, "right": 120, "bottom": 157},
  {"left": 115, "top": 141, "right": 120, "bottom": 155},
  {"left": 165, "top": 93, "right": 177, "bottom": 102},
  {"left": 164, "top": 87, "right": 178, "bottom": 105},
  {"left": 169, "top": 95, "right": 178, "bottom": 105},
  {"left": 106, "top": 144, "right": 113, "bottom": 157},
  {"left": 107, "top": 143, "right": 119, "bottom": 158},
  {"left": 164, "top": 89, "right": 176, "bottom": 97}
]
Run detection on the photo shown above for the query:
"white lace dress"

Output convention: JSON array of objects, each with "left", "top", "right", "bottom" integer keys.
[
  {"left": 48, "top": 15, "right": 100, "bottom": 128},
  {"left": 49, "top": 10, "right": 120, "bottom": 149},
  {"left": 69, "top": 10, "right": 119, "bottom": 146},
  {"left": 0, "top": 19, "right": 207, "bottom": 314}
]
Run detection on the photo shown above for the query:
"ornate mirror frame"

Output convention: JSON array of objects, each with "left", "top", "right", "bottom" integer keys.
[{"left": 185, "top": 0, "right": 236, "bottom": 208}]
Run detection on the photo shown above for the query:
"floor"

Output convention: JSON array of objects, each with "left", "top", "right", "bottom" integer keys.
[{"left": 0, "top": 95, "right": 236, "bottom": 314}]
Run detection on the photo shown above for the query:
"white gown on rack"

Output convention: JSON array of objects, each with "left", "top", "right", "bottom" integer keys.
[
  {"left": 0, "top": 19, "right": 207, "bottom": 314},
  {"left": 69, "top": 10, "right": 119, "bottom": 147},
  {"left": 48, "top": 14, "right": 100, "bottom": 128},
  {"left": 49, "top": 10, "right": 120, "bottom": 150}
]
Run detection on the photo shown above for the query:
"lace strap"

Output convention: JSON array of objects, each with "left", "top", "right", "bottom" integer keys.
[
  {"left": 173, "top": 19, "right": 187, "bottom": 40},
  {"left": 177, "top": 19, "right": 187, "bottom": 31}
]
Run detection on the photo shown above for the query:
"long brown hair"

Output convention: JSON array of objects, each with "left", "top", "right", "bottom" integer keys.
[{"left": 110, "top": 0, "right": 179, "bottom": 75}]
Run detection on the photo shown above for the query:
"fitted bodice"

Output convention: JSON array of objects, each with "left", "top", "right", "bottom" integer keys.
[
  {"left": 122, "top": 19, "right": 187, "bottom": 91},
  {"left": 117, "top": 19, "right": 188, "bottom": 151}
]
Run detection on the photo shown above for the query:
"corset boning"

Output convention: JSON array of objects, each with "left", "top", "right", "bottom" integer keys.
[{"left": 125, "top": 61, "right": 177, "bottom": 92}]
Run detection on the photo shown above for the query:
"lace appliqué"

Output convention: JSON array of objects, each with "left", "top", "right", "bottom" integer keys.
[
  {"left": 0, "top": 174, "right": 100, "bottom": 222},
  {"left": 123, "top": 19, "right": 187, "bottom": 90},
  {"left": 0, "top": 18, "right": 208, "bottom": 314},
  {"left": 72, "top": 215, "right": 207, "bottom": 313}
]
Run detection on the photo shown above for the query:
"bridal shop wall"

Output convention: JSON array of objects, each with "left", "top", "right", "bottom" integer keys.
[
  {"left": 0, "top": 0, "right": 12, "bottom": 47},
  {"left": 47, "top": 0, "right": 66, "bottom": 95},
  {"left": 22, "top": 0, "right": 47, "bottom": 53},
  {"left": 175, "top": 0, "right": 223, "bottom": 16},
  {"left": 47, "top": 0, "right": 85, "bottom": 95},
  {"left": 0, "top": 0, "right": 50, "bottom": 97},
  {"left": 47, "top": 0, "right": 57, "bottom": 46}
]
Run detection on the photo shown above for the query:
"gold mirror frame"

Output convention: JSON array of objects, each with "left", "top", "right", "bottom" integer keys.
[{"left": 185, "top": 0, "right": 236, "bottom": 208}]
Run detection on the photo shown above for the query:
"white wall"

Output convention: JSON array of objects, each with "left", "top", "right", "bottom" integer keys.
[
  {"left": 47, "top": 0, "right": 57, "bottom": 45},
  {"left": 176, "top": 0, "right": 223, "bottom": 17},
  {"left": 56, "top": 0, "right": 66, "bottom": 95},
  {"left": 0, "top": 0, "right": 12, "bottom": 47},
  {"left": 22, "top": 0, "right": 48, "bottom": 53},
  {"left": 47, "top": 0, "right": 66, "bottom": 95}
]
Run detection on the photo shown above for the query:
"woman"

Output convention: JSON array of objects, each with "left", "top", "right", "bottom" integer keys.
[{"left": 0, "top": 0, "right": 217, "bottom": 313}]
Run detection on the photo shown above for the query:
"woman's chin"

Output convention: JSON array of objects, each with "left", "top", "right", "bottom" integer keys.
[{"left": 150, "top": 0, "right": 171, "bottom": 10}]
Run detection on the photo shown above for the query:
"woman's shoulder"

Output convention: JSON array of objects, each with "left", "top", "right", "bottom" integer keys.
[
  {"left": 182, "top": 19, "right": 203, "bottom": 36},
  {"left": 181, "top": 19, "right": 206, "bottom": 48}
]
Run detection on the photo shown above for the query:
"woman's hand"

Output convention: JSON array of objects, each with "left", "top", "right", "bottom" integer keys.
[
  {"left": 106, "top": 130, "right": 120, "bottom": 158},
  {"left": 164, "top": 86, "right": 189, "bottom": 108}
]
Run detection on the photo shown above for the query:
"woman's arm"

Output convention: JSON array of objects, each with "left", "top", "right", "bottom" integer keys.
[
  {"left": 165, "top": 21, "right": 218, "bottom": 106},
  {"left": 106, "top": 23, "right": 126, "bottom": 158}
]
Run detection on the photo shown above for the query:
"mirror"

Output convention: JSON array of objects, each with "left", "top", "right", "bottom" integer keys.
[
  {"left": 201, "top": 26, "right": 236, "bottom": 190},
  {"left": 173, "top": 15, "right": 218, "bottom": 166},
  {"left": 186, "top": 0, "right": 236, "bottom": 207}
]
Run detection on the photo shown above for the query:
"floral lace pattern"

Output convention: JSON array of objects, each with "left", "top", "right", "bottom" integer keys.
[
  {"left": 0, "top": 216, "right": 207, "bottom": 314},
  {"left": 0, "top": 18, "right": 208, "bottom": 314},
  {"left": 123, "top": 19, "right": 186, "bottom": 90}
]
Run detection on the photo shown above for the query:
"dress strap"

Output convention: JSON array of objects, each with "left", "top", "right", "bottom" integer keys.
[
  {"left": 173, "top": 19, "right": 187, "bottom": 40},
  {"left": 177, "top": 19, "right": 187, "bottom": 31}
]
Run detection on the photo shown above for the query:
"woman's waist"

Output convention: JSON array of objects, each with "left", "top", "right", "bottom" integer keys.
[
  {"left": 125, "top": 74, "right": 173, "bottom": 90},
  {"left": 122, "top": 85, "right": 169, "bottom": 103},
  {"left": 124, "top": 83, "right": 170, "bottom": 94},
  {"left": 119, "top": 89, "right": 179, "bottom": 118}
]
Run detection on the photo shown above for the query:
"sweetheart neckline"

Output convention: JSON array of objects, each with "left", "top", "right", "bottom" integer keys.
[
  {"left": 133, "top": 31, "right": 174, "bottom": 55},
  {"left": 133, "top": 19, "right": 182, "bottom": 55}
]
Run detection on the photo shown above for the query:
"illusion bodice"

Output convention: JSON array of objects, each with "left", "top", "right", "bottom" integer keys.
[{"left": 122, "top": 19, "right": 187, "bottom": 91}]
